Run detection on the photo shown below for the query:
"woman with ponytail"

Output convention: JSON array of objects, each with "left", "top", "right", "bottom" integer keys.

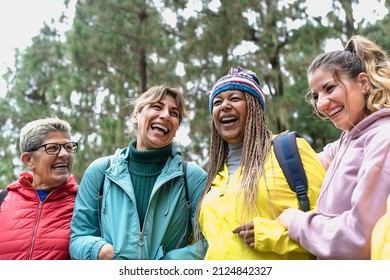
[{"left": 279, "top": 35, "right": 390, "bottom": 259}]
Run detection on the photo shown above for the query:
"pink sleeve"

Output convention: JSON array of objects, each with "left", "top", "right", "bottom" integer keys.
[{"left": 317, "top": 138, "right": 340, "bottom": 170}]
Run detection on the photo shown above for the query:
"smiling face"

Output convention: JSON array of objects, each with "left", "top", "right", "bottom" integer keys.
[
  {"left": 309, "top": 68, "right": 368, "bottom": 131},
  {"left": 212, "top": 90, "right": 247, "bottom": 144},
  {"left": 132, "top": 94, "right": 180, "bottom": 150},
  {"left": 21, "top": 131, "right": 74, "bottom": 190}
]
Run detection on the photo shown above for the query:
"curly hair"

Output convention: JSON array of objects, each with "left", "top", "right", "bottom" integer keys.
[{"left": 306, "top": 35, "right": 390, "bottom": 118}]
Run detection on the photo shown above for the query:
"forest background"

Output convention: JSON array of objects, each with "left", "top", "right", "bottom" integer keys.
[{"left": 1, "top": 0, "right": 389, "bottom": 188}]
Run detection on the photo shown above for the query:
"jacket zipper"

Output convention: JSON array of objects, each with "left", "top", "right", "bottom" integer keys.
[
  {"left": 136, "top": 178, "right": 175, "bottom": 259},
  {"left": 106, "top": 174, "right": 146, "bottom": 259},
  {"left": 107, "top": 165, "right": 182, "bottom": 259},
  {"left": 28, "top": 200, "right": 43, "bottom": 259},
  {"left": 138, "top": 231, "right": 144, "bottom": 259}
]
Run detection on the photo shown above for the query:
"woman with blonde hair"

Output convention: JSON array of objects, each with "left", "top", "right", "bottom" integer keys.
[
  {"left": 70, "top": 85, "right": 207, "bottom": 260},
  {"left": 279, "top": 35, "right": 390, "bottom": 259}
]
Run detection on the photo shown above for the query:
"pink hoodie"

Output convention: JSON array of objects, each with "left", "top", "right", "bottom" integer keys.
[{"left": 288, "top": 108, "right": 390, "bottom": 259}]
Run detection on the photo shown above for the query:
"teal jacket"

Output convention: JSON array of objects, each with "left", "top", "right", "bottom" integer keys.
[{"left": 69, "top": 145, "right": 207, "bottom": 260}]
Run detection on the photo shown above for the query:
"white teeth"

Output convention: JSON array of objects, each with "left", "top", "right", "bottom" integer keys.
[
  {"left": 328, "top": 107, "right": 343, "bottom": 117},
  {"left": 151, "top": 123, "right": 168, "bottom": 133},
  {"left": 53, "top": 163, "right": 67, "bottom": 168},
  {"left": 221, "top": 116, "right": 236, "bottom": 122}
]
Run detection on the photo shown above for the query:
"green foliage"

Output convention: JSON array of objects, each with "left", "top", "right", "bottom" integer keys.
[{"left": 1, "top": 0, "right": 388, "bottom": 188}]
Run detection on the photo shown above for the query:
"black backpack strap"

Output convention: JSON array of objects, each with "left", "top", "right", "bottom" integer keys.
[
  {"left": 0, "top": 190, "right": 9, "bottom": 207},
  {"left": 98, "top": 158, "right": 111, "bottom": 226},
  {"left": 175, "top": 160, "right": 192, "bottom": 248},
  {"left": 273, "top": 131, "right": 310, "bottom": 212},
  {"left": 182, "top": 160, "right": 191, "bottom": 212}
]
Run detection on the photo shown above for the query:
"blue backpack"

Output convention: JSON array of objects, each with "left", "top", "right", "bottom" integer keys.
[{"left": 273, "top": 131, "right": 310, "bottom": 212}]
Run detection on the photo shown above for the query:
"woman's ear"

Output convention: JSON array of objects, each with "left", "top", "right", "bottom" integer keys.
[
  {"left": 357, "top": 72, "right": 371, "bottom": 94},
  {"left": 131, "top": 111, "right": 138, "bottom": 124},
  {"left": 21, "top": 152, "right": 34, "bottom": 171}
]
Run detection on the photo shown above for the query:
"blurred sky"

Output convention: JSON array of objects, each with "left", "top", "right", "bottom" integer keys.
[{"left": 0, "top": 0, "right": 76, "bottom": 98}]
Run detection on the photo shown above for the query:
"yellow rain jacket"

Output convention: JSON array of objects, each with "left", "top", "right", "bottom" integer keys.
[
  {"left": 199, "top": 136, "right": 325, "bottom": 259},
  {"left": 371, "top": 194, "right": 390, "bottom": 260}
]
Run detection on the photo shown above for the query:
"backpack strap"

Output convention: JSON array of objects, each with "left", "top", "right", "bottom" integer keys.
[
  {"left": 98, "top": 158, "right": 111, "bottom": 227},
  {"left": 273, "top": 131, "right": 310, "bottom": 212},
  {"left": 182, "top": 160, "right": 191, "bottom": 212},
  {"left": 0, "top": 190, "right": 9, "bottom": 207},
  {"left": 175, "top": 160, "right": 192, "bottom": 248}
]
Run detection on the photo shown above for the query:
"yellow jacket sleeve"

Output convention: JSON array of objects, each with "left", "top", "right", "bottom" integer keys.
[{"left": 252, "top": 216, "right": 308, "bottom": 254}]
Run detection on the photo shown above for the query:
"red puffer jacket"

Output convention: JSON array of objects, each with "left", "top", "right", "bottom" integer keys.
[{"left": 0, "top": 172, "right": 78, "bottom": 260}]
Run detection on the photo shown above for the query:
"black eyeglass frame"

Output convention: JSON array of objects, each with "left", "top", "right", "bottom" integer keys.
[{"left": 28, "top": 142, "right": 79, "bottom": 155}]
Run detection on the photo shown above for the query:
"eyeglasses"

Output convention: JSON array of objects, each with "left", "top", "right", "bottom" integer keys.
[{"left": 29, "top": 142, "right": 79, "bottom": 155}]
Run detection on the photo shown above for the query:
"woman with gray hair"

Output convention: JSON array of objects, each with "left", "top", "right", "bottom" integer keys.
[
  {"left": 0, "top": 117, "right": 79, "bottom": 259},
  {"left": 70, "top": 84, "right": 207, "bottom": 260}
]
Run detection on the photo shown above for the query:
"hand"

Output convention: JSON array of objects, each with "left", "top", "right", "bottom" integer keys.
[
  {"left": 233, "top": 222, "right": 255, "bottom": 248},
  {"left": 278, "top": 208, "right": 302, "bottom": 229},
  {"left": 98, "top": 243, "right": 114, "bottom": 260}
]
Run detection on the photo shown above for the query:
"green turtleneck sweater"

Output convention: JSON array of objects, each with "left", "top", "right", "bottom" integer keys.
[{"left": 128, "top": 140, "right": 172, "bottom": 228}]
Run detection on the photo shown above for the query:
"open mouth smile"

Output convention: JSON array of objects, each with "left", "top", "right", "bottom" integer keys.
[{"left": 151, "top": 123, "right": 169, "bottom": 135}]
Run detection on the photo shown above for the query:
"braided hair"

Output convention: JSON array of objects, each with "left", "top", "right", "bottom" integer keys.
[{"left": 194, "top": 93, "right": 272, "bottom": 242}]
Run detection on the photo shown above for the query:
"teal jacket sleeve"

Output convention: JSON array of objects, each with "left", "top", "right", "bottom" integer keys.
[{"left": 69, "top": 157, "right": 111, "bottom": 260}]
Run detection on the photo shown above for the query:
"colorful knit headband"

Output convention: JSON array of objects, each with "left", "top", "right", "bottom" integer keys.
[{"left": 209, "top": 66, "right": 266, "bottom": 113}]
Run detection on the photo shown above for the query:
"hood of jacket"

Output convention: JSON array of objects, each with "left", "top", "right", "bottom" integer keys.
[{"left": 343, "top": 108, "right": 390, "bottom": 139}]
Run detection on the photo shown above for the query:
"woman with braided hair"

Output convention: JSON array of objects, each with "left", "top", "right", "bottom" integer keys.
[
  {"left": 195, "top": 67, "right": 325, "bottom": 259},
  {"left": 279, "top": 35, "right": 390, "bottom": 259}
]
